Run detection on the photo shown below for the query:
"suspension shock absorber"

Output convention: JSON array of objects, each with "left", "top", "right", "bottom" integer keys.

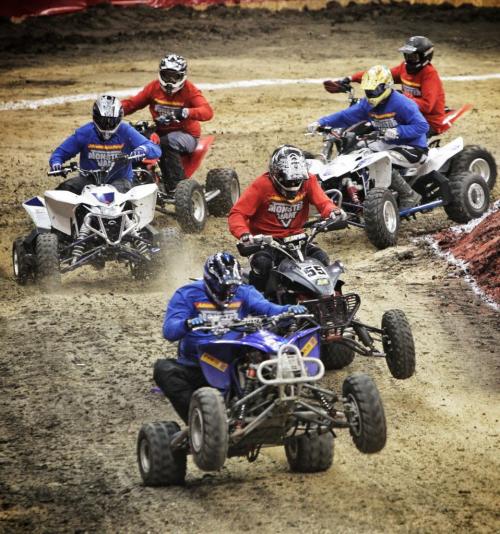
[
  {"left": 344, "top": 177, "right": 361, "bottom": 204},
  {"left": 124, "top": 216, "right": 149, "bottom": 256},
  {"left": 72, "top": 222, "right": 92, "bottom": 262},
  {"left": 317, "top": 391, "right": 335, "bottom": 417},
  {"left": 236, "top": 367, "right": 256, "bottom": 429}
]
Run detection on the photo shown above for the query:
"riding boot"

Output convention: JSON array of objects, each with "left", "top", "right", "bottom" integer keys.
[
  {"left": 159, "top": 147, "right": 186, "bottom": 194},
  {"left": 390, "top": 170, "right": 422, "bottom": 208}
]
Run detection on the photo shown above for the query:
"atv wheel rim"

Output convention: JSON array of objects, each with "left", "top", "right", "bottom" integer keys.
[
  {"left": 383, "top": 200, "right": 398, "bottom": 233},
  {"left": 191, "top": 190, "right": 206, "bottom": 223},
  {"left": 346, "top": 394, "right": 362, "bottom": 437},
  {"left": 139, "top": 439, "right": 151, "bottom": 474},
  {"left": 469, "top": 158, "right": 490, "bottom": 182},
  {"left": 13, "top": 249, "right": 20, "bottom": 277},
  {"left": 468, "top": 183, "right": 486, "bottom": 210},
  {"left": 190, "top": 407, "right": 204, "bottom": 453},
  {"left": 231, "top": 179, "right": 240, "bottom": 203}
]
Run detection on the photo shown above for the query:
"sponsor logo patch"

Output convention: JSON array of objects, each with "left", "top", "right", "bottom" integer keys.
[{"left": 200, "top": 353, "right": 228, "bottom": 372}]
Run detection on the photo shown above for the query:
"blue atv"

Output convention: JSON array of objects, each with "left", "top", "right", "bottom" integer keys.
[{"left": 137, "top": 312, "right": 386, "bottom": 486}]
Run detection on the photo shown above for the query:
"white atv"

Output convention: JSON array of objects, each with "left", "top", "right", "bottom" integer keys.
[
  {"left": 307, "top": 124, "right": 490, "bottom": 249},
  {"left": 12, "top": 156, "right": 179, "bottom": 287}
]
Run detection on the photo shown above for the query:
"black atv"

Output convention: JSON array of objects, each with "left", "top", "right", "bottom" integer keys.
[{"left": 237, "top": 217, "right": 416, "bottom": 378}]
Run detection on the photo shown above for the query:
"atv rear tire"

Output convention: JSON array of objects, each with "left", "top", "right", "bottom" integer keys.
[
  {"left": 285, "top": 431, "right": 334, "bottom": 473},
  {"left": 189, "top": 387, "right": 228, "bottom": 471},
  {"left": 363, "top": 188, "right": 400, "bottom": 250},
  {"left": 35, "top": 233, "right": 60, "bottom": 287},
  {"left": 450, "top": 145, "right": 497, "bottom": 190},
  {"left": 321, "top": 342, "right": 355, "bottom": 371},
  {"left": 137, "top": 421, "right": 187, "bottom": 486},
  {"left": 382, "top": 309, "right": 416, "bottom": 379},
  {"left": 206, "top": 168, "right": 240, "bottom": 217},
  {"left": 343, "top": 373, "right": 386, "bottom": 454},
  {"left": 443, "top": 171, "right": 489, "bottom": 224},
  {"left": 174, "top": 179, "right": 207, "bottom": 233},
  {"left": 12, "top": 238, "right": 31, "bottom": 285}
]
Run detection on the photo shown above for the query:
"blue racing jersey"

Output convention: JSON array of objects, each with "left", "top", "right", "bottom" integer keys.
[
  {"left": 49, "top": 122, "right": 161, "bottom": 182},
  {"left": 163, "top": 280, "right": 289, "bottom": 367},
  {"left": 318, "top": 91, "right": 429, "bottom": 148}
]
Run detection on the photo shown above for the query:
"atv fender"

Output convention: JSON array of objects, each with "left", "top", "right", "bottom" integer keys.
[
  {"left": 416, "top": 137, "right": 464, "bottom": 177},
  {"left": 22, "top": 197, "right": 51, "bottom": 230}
]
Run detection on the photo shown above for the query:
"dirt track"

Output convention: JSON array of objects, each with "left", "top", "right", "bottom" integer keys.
[{"left": 1, "top": 5, "right": 499, "bottom": 533}]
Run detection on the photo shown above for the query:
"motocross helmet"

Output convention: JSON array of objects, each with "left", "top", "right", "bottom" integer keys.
[
  {"left": 269, "top": 145, "right": 309, "bottom": 200},
  {"left": 399, "top": 36, "right": 434, "bottom": 74},
  {"left": 159, "top": 53, "right": 187, "bottom": 95},
  {"left": 361, "top": 65, "right": 394, "bottom": 107},
  {"left": 92, "top": 95, "right": 123, "bottom": 140},
  {"left": 204, "top": 252, "right": 242, "bottom": 308}
]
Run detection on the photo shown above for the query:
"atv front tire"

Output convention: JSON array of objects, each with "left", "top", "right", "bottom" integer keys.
[
  {"left": 206, "top": 168, "right": 240, "bottom": 217},
  {"left": 35, "top": 233, "right": 61, "bottom": 287},
  {"left": 189, "top": 387, "right": 228, "bottom": 471},
  {"left": 12, "top": 238, "right": 31, "bottom": 285},
  {"left": 382, "top": 309, "right": 416, "bottom": 379},
  {"left": 321, "top": 342, "right": 355, "bottom": 371},
  {"left": 285, "top": 431, "right": 334, "bottom": 473},
  {"left": 343, "top": 373, "right": 386, "bottom": 454},
  {"left": 363, "top": 188, "right": 400, "bottom": 250},
  {"left": 137, "top": 421, "right": 187, "bottom": 486},
  {"left": 443, "top": 171, "right": 489, "bottom": 224},
  {"left": 174, "top": 179, "right": 207, "bottom": 233},
  {"left": 450, "top": 145, "right": 497, "bottom": 190}
]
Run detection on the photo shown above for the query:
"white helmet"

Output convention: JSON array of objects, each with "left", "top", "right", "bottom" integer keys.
[
  {"left": 269, "top": 145, "right": 309, "bottom": 200},
  {"left": 92, "top": 95, "right": 123, "bottom": 140},
  {"left": 158, "top": 54, "right": 187, "bottom": 95}
]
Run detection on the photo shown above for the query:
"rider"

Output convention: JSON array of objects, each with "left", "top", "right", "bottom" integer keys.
[
  {"left": 310, "top": 65, "right": 429, "bottom": 208},
  {"left": 121, "top": 53, "right": 214, "bottom": 194},
  {"left": 324, "top": 36, "right": 446, "bottom": 136},
  {"left": 49, "top": 95, "right": 160, "bottom": 194},
  {"left": 153, "top": 252, "right": 306, "bottom": 423},
  {"left": 228, "top": 145, "right": 344, "bottom": 292}
]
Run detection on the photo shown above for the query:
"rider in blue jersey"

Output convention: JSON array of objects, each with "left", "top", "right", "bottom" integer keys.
[
  {"left": 49, "top": 95, "right": 161, "bottom": 194},
  {"left": 154, "top": 252, "right": 306, "bottom": 423},
  {"left": 309, "top": 65, "right": 429, "bottom": 208}
]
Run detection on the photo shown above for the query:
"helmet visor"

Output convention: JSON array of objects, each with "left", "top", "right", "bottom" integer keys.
[
  {"left": 94, "top": 115, "right": 121, "bottom": 132},
  {"left": 160, "top": 69, "right": 184, "bottom": 84},
  {"left": 364, "top": 84, "right": 388, "bottom": 99},
  {"left": 404, "top": 52, "right": 420, "bottom": 65}
]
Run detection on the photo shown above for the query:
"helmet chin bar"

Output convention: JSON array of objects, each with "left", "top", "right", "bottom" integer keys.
[{"left": 94, "top": 122, "right": 120, "bottom": 141}]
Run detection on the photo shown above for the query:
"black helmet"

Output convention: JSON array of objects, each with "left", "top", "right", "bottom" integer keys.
[
  {"left": 399, "top": 36, "right": 434, "bottom": 74},
  {"left": 203, "top": 252, "right": 242, "bottom": 308},
  {"left": 92, "top": 95, "right": 123, "bottom": 140},
  {"left": 159, "top": 53, "right": 187, "bottom": 95},
  {"left": 269, "top": 145, "right": 309, "bottom": 200}
]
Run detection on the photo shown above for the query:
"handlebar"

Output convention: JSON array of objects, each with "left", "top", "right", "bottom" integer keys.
[
  {"left": 47, "top": 154, "right": 136, "bottom": 178},
  {"left": 191, "top": 311, "right": 314, "bottom": 334}
]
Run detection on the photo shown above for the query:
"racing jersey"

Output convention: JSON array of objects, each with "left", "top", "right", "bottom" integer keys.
[
  {"left": 163, "top": 280, "right": 288, "bottom": 366},
  {"left": 318, "top": 90, "right": 429, "bottom": 148},
  {"left": 49, "top": 122, "right": 161, "bottom": 182},
  {"left": 351, "top": 63, "right": 446, "bottom": 133},
  {"left": 121, "top": 79, "right": 213, "bottom": 138},
  {"left": 228, "top": 173, "right": 335, "bottom": 239}
]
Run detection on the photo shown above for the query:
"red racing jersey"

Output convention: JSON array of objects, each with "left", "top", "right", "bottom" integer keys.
[
  {"left": 352, "top": 63, "right": 446, "bottom": 133},
  {"left": 122, "top": 79, "right": 213, "bottom": 138},
  {"left": 228, "top": 173, "right": 336, "bottom": 239}
]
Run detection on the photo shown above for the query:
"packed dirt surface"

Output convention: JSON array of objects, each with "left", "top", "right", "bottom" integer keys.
[{"left": 1, "top": 4, "right": 499, "bottom": 533}]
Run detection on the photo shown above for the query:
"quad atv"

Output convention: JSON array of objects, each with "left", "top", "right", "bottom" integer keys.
[
  {"left": 137, "top": 312, "right": 387, "bottom": 486},
  {"left": 307, "top": 125, "right": 490, "bottom": 249},
  {"left": 237, "top": 216, "right": 416, "bottom": 377},
  {"left": 325, "top": 80, "right": 497, "bottom": 190},
  {"left": 131, "top": 120, "right": 240, "bottom": 233},
  {"left": 12, "top": 156, "right": 179, "bottom": 287}
]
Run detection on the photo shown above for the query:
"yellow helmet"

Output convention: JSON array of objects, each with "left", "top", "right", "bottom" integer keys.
[{"left": 361, "top": 65, "right": 394, "bottom": 107}]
